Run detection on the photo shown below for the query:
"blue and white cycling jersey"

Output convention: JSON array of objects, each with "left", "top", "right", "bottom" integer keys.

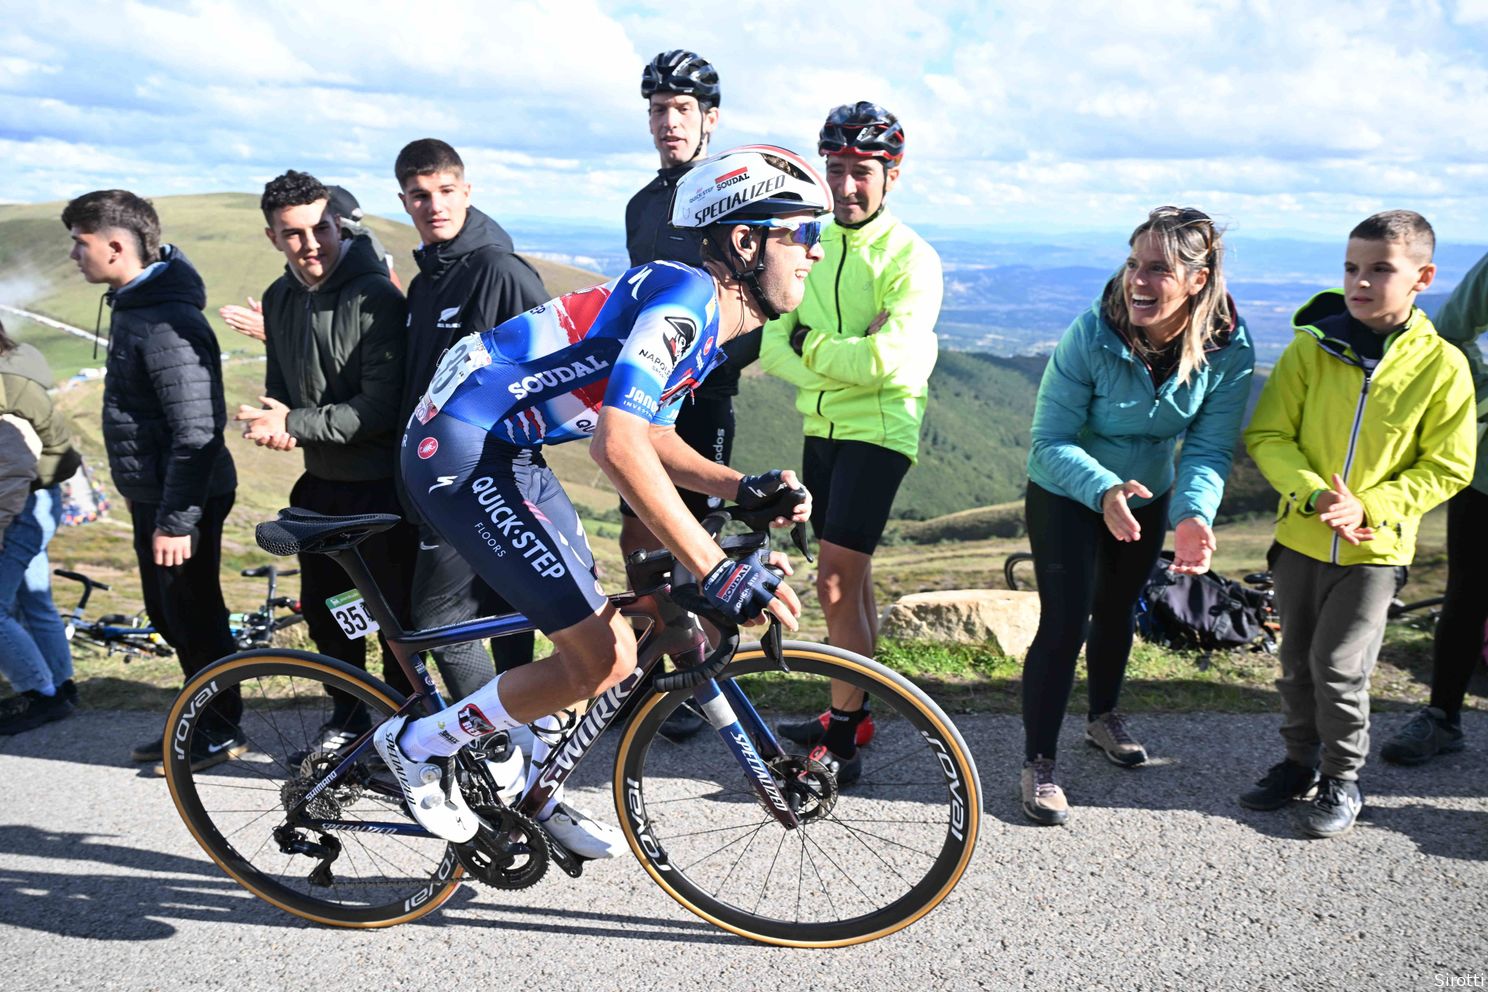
[{"left": 411, "top": 260, "right": 725, "bottom": 446}]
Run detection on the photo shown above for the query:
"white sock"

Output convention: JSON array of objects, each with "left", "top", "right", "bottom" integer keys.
[
  {"left": 524, "top": 714, "right": 564, "bottom": 820},
  {"left": 400, "top": 673, "right": 520, "bottom": 761}
]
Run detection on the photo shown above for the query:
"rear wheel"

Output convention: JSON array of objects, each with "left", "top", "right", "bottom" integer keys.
[
  {"left": 612, "top": 642, "right": 980, "bottom": 947},
  {"left": 164, "top": 651, "right": 462, "bottom": 927}
]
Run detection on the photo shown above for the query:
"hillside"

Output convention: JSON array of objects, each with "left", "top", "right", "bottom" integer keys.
[{"left": 0, "top": 193, "right": 601, "bottom": 377}]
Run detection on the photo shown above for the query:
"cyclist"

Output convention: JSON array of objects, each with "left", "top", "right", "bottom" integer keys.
[
  {"left": 622, "top": 49, "right": 750, "bottom": 742},
  {"left": 377, "top": 145, "right": 831, "bottom": 855},
  {"left": 759, "top": 103, "right": 943, "bottom": 782}
]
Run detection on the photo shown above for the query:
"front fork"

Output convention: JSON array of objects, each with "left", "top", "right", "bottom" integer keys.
[{"left": 690, "top": 677, "right": 802, "bottom": 829}]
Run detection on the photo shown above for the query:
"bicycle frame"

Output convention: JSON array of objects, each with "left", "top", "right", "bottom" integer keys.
[{"left": 282, "top": 543, "right": 802, "bottom": 839}]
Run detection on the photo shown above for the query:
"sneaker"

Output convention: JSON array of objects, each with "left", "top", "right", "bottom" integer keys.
[
  {"left": 471, "top": 731, "right": 525, "bottom": 805},
  {"left": 657, "top": 703, "right": 706, "bottom": 742},
  {"left": 59, "top": 680, "right": 79, "bottom": 706},
  {"left": 0, "top": 690, "right": 74, "bottom": 736},
  {"left": 1297, "top": 776, "right": 1363, "bottom": 839},
  {"left": 1085, "top": 711, "right": 1148, "bottom": 767},
  {"left": 778, "top": 710, "right": 876, "bottom": 749},
  {"left": 373, "top": 715, "right": 479, "bottom": 843},
  {"left": 148, "top": 726, "right": 249, "bottom": 776},
  {"left": 1020, "top": 756, "right": 1069, "bottom": 826},
  {"left": 1238, "top": 759, "right": 1320, "bottom": 811},
  {"left": 805, "top": 744, "right": 862, "bottom": 787},
  {"left": 288, "top": 718, "right": 372, "bottom": 769},
  {"left": 540, "top": 802, "right": 626, "bottom": 859},
  {"left": 131, "top": 735, "right": 165, "bottom": 763},
  {"left": 1381, "top": 707, "right": 1465, "bottom": 766}
]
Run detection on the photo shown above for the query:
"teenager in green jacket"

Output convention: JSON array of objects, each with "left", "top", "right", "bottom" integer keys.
[{"left": 1240, "top": 211, "right": 1474, "bottom": 839}]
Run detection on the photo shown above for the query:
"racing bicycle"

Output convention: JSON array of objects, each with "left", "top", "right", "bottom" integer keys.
[{"left": 163, "top": 505, "right": 981, "bottom": 947}]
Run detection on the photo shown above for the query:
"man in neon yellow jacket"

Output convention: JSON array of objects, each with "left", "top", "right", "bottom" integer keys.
[
  {"left": 760, "top": 102, "right": 943, "bottom": 780},
  {"left": 1240, "top": 211, "right": 1474, "bottom": 840}
]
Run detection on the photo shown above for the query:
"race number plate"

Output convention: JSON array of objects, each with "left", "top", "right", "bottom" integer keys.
[
  {"left": 415, "top": 334, "right": 492, "bottom": 424},
  {"left": 326, "top": 590, "right": 380, "bottom": 640}
]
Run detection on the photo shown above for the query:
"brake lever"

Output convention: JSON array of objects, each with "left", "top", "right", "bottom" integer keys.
[
  {"left": 761, "top": 618, "right": 788, "bottom": 670},
  {"left": 790, "top": 521, "right": 813, "bottom": 564}
]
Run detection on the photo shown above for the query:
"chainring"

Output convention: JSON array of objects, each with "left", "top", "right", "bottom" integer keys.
[{"left": 455, "top": 806, "right": 550, "bottom": 890}]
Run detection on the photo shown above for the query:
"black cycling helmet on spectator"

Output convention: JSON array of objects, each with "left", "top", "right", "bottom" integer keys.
[
  {"left": 818, "top": 102, "right": 905, "bottom": 168},
  {"left": 641, "top": 49, "right": 721, "bottom": 109}
]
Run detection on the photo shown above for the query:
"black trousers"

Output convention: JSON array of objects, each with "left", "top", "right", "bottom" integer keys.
[
  {"left": 1430, "top": 485, "right": 1488, "bottom": 720},
  {"left": 1021, "top": 481, "right": 1170, "bottom": 761},
  {"left": 290, "top": 473, "right": 417, "bottom": 703},
  {"left": 130, "top": 493, "right": 241, "bottom": 731}
]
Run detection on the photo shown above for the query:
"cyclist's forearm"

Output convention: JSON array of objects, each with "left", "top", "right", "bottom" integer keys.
[{"left": 650, "top": 425, "right": 740, "bottom": 499}]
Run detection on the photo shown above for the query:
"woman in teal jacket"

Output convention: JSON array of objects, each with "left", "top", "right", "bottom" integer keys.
[{"left": 1019, "top": 207, "right": 1255, "bottom": 825}]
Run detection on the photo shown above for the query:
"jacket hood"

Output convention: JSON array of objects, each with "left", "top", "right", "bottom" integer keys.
[
  {"left": 1292, "top": 288, "right": 1428, "bottom": 360},
  {"left": 109, "top": 245, "right": 207, "bottom": 313},
  {"left": 288, "top": 233, "right": 386, "bottom": 294},
  {"left": 414, "top": 206, "right": 515, "bottom": 276}
]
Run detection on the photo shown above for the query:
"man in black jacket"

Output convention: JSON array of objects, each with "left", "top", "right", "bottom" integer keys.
[
  {"left": 62, "top": 189, "right": 242, "bottom": 773},
  {"left": 395, "top": 139, "right": 549, "bottom": 698},
  {"left": 234, "top": 170, "right": 421, "bottom": 757}
]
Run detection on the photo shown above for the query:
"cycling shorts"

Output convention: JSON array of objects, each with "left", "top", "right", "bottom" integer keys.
[
  {"left": 618, "top": 392, "right": 735, "bottom": 520},
  {"left": 801, "top": 437, "right": 910, "bottom": 555},
  {"left": 401, "top": 415, "right": 607, "bottom": 635}
]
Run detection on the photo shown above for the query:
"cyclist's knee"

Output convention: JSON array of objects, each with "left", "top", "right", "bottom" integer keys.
[{"left": 549, "top": 608, "right": 636, "bottom": 699}]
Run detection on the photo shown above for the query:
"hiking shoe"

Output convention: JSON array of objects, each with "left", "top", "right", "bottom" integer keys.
[
  {"left": 1085, "top": 711, "right": 1148, "bottom": 767},
  {"left": 373, "top": 715, "right": 479, "bottom": 843},
  {"left": 288, "top": 717, "right": 372, "bottom": 769},
  {"left": 778, "top": 710, "right": 876, "bottom": 748},
  {"left": 0, "top": 690, "right": 74, "bottom": 736},
  {"left": 1297, "top": 776, "right": 1363, "bottom": 839},
  {"left": 1238, "top": 759, "right": 1320, "bottom": 810},
  {"left": 657, "top": 703, "right": 706, "bottom": 742},
  {"left": 1381, "top": 707, "right": 1465, "bottom": 766},
  {"left": 1020, "top": 756, "right": 1069, "bottom": 826},
  {"left": 540, "top": 802, "right": 626, "bottom": 859},
  {"left": 805, "top": 744, "right": 862, "bottom": 787},
  {"left": 149, "top": 726, "right": 249, "bottom": 776},
  {"left": 131, "top": 735, "right": 166, "bottom": 763}
]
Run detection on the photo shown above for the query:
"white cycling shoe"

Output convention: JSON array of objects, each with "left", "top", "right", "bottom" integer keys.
[
  {"left": 374, "top": 715, "right": 479, "bottom": 843},
  {"left": 540, "top": 802, "right": 627, "bottom": 860},
  {"left": 482, "top": 735, "right": 526, "bottom": 806}
]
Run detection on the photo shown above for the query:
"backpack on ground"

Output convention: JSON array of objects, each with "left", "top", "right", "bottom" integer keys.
[{"left": 1136, "top": 553, "right": 1273, "bottom": 652}]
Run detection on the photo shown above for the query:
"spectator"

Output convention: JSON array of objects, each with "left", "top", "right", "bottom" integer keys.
[
  {"left": 0, "top": 318, "right": 82, "bottom": 735},
  {"left": 62, "top": 189, "right": 242, "bottom": 773},
  {"left": 1019, "top": 206, "right": 1254, "bottom": 826},
  {"left": 1241, "top": 211, "right": 1474, "bottom": 838},
  {"left": 234, "top": 169, "right": 419, "bottom": 757},
  {"left": 1379, "top": 249, "right": 1488, "bottom": 765},
  {"left": 760, "top": 102, "right": 942, "bottom": 782},
  {"left": 395, "top": 139, "right": 549, "bottom": 698}
]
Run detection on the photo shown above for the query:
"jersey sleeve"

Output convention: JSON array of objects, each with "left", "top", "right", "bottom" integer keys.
[{"left": 602, "top": 263, "right": 715, "bottom": 425}]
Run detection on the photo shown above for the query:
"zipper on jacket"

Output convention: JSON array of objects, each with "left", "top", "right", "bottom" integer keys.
[
  {"left": 821, "top": 237, "right": 850, "bottom": 441},
  {"left": 1331, "top": 370, "right": 1372, "bottom": 564}
]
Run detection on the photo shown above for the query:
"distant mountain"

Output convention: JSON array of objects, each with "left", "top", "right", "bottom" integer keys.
[{"left": 0, "top": 194, "right": 602, "bottom": 378}]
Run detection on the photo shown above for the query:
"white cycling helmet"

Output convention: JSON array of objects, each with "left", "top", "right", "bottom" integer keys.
[{"left": 670, "top": 144, "right": 831, "bottom": 229}]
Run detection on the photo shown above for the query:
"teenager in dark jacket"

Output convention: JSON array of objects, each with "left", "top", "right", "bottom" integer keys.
[
  {"left": 63, "top": 189, "right": 243, "bottom": 773},
  {"left": 395, "top": 139, "right": 549, "bottom": 697},
  {"left": 234, "top": 170, "right": 420, "bottom": 755}
]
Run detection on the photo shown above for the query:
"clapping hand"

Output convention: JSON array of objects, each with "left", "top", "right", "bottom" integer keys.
[
  {"left": 1172, "top": 517, "right": 1216, "bottom": 574},
  {"left": 1101, "top": 480, "right": 1152, "bottom": 542},
  {"left": 1315, "top": 472, "right": 1373, "bottom": 545},
  {"left": 219, "top": 297, "right": 264, "bottom": 342}
]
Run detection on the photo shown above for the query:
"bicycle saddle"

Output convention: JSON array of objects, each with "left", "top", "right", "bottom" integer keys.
[{"left": 255, "top": 508, "right": 402, "bottom": 557}]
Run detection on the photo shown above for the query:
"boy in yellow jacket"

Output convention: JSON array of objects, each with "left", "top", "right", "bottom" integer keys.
[{"left": 1240, "top": 210, "right": 1475, "bottom": 838}]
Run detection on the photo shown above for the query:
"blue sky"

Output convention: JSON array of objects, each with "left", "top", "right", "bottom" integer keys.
[{"left": 3, "top": 0, "right": 1488, "bottom": 241}]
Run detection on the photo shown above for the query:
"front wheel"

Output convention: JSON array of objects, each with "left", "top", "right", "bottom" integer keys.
[
  {"left": 612, "top": 642, "right": 981, "bottom": 947},
  {"left": 163, "top": 650, "right": 463, "bottom": 927}
]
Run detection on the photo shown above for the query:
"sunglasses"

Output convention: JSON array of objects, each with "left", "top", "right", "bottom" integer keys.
[{"left": 740, "top": 217, "right": 824, "bottom": 248}]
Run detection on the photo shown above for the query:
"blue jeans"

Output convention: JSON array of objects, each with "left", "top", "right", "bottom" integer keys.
[{"left": 0, "top": 487, "right": 72, "bottom": 695}]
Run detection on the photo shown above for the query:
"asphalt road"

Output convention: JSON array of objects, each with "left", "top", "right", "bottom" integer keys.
[{"left": 1, "top": 709, "right": 1484, "bottom": 991}]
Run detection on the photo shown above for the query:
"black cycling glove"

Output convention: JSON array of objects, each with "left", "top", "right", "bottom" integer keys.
[
  {"left": 737, "top": 470, "right": 792, "bottom": 510},
  {"left": 699, "top": 552, "right": 781, "bottom": 624}
]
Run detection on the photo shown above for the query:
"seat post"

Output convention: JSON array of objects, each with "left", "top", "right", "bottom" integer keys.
[{"left": 325, "top": 547, "right": 406, "bottom": 641}]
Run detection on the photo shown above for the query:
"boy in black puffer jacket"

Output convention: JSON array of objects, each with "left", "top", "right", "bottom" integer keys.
[{"left": 63, "top": 189, "right": 243, "bottom": 773}]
